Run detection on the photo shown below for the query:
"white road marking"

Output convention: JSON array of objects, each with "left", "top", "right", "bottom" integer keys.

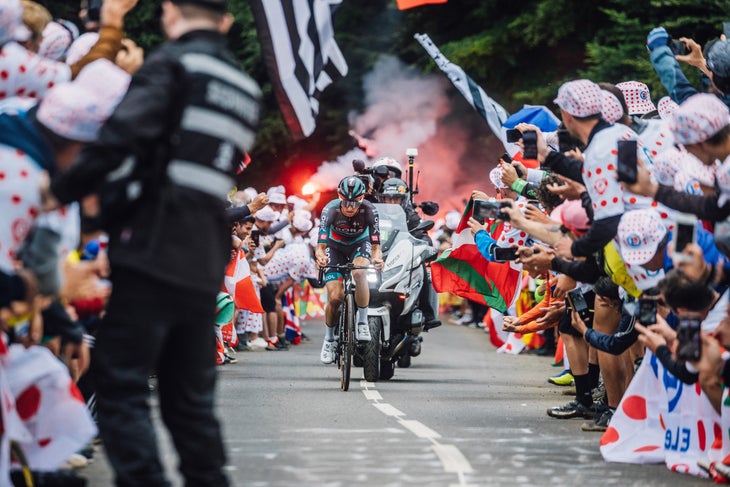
[
  {"left": 373, "top": 402, "right": 405, "bottom": 417},
  {"left": 361, "top": 382, "right": 474, "bottom": 486},
  {"left": 398, "top": 419, "right": 441, "bottom": 439},
  {"left": 363, "top": 389, "right": 382, "bottom": 400},
  {"left": 432, "top": 444, "right": 474, "bottom": 473}
]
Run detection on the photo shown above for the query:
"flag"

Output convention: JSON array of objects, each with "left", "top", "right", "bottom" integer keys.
[
  {"left": 396, "top": 0, "right": 447, "bottom": 9},
  {"left": 414, "top": 33, "right": 510, "bottom": 148},
  {"left": 223, "top": 250, "right": 264, "bottom": 313},
  {"left": 431, "top": 198, "right": 521, "bottom": 313},
  {"left": 283, "top": 288, "right": 302, "bottom": 344},
  {"left": 250, "top": 0, "right": 348, "bottom": 140}
]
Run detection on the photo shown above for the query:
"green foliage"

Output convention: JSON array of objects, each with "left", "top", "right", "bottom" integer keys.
[{"left": 33, "top": 0, "right": 730, "bottom": 188}]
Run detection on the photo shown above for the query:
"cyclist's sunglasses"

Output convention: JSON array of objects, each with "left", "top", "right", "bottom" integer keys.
[{"left": 340, "top": 197, "right": 363, "bottom": 209}]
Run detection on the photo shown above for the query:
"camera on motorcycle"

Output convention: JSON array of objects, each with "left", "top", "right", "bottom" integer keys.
[
  {"left": 352, "top": 159, "right": 367, "bottom": 173},
  {"left": 419, "top": 201, "right": 439, "bottom": 216}
]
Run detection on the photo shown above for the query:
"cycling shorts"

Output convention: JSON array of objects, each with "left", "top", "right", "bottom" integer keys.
[{"left": 323, "top": 240, "right": 372, "bottom": 283}]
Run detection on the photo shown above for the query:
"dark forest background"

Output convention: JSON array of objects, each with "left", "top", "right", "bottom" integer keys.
[{"left": 41, "top": 0, "right": 730, "bottom": 196}]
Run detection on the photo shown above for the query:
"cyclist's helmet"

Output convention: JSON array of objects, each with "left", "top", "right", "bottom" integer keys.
[
  {"left": 337, "top": 176, "right": 366, "bottom": 208},
  {"left": 380, "top": 178, "right": 409, "bottom": 205},
  {"left": 372, "top": 157, "right": 403, "bottom": 179}
]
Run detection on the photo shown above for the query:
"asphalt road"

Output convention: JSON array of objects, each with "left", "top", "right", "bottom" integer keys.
[{"left": 81, "top": 319, "right": 708, "bottom": 487}]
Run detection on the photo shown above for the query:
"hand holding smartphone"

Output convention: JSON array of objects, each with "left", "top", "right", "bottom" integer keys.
[
  {"left": 492, "top": 246, "right": 519, "bottom": 262},
  {"left": 567, "top": 289, "right": 591, "bottom": 321}
]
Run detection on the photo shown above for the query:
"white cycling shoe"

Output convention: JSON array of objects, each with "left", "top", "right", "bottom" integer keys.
[
  {"left": 356, "top": 322, "right": 372, "bottom": 342},
  {"left": 320, "top": 339, "right": 336, "bottom": 364}
]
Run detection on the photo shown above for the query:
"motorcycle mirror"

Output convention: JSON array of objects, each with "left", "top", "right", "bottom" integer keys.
[
  {"left": 419, "top": 201, "right": 439, "bottom": 216},
  {"left": 414, "top": 220, "right": 435, "bottom": 233}
]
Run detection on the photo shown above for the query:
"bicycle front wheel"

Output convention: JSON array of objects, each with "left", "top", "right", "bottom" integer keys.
[{"left": 340, "top": 293, "right": 355, "bottom": 391}]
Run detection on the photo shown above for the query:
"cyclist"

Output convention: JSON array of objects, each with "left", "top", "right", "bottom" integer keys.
[{"left": 315, "top": 176, "right": 384, "bottom": 364}]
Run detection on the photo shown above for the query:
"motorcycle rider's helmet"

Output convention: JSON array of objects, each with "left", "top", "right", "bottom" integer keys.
[
  {"left": 372, "top": 157, "right": 403, "bottom": 179},
  {"left": 380, "top": 178, "right": 409, "bottom": 207},
  {"left": 337, "top": 176, "right": 366, "bottom": 209}
]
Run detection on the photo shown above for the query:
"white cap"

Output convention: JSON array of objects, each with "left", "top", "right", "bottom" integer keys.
[
  {"left": 292, "top": 215, "right": 313, "bottom": 233},
  {"left": 37, "top": 59, "right": 130, "bottom": 142},
  {"left": 254, "top": 206, "right": 279, "bottom": 222},
  {"left": 617, "top": 209, "right": 667, "bottom": 266}
]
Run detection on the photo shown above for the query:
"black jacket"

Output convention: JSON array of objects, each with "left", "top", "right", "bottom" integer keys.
[{"left": 52, "top": 30, "right": 261, "bottom": 292}]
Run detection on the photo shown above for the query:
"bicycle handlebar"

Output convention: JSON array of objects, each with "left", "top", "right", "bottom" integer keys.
[{"left": 317, "top": 263, "right": 377, "bottom": 283}]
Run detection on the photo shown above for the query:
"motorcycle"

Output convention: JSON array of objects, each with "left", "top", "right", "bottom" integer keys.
[{"left": 356, "top": 203, "right": 439, "bottom": 381}]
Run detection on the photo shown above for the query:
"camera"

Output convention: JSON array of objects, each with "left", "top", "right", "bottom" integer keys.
[
  {"left": 87, "top": 0, "right": 103, "bottom": 22},
  {"left": 405, "top": 148, "right": 419, "bottom": 157}
]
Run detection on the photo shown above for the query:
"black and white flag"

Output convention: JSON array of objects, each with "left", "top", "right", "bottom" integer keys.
[
  {"left": 414, "top": 33, "right": 510, "bottom": 147},
  {"left": 250, "top": 0, "right": 348, "bottom": 140}
]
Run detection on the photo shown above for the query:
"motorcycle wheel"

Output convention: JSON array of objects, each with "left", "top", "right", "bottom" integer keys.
[
  {"left": 363, "top": 317, "right": 381, "bottom": 382},
  {"left": 397, "top": 353, "right": 411, "bottom": 368}
]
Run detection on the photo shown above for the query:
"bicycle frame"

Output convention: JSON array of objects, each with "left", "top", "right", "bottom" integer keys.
[{"left": 318, "top": 263, "right": 372, "bottom": 392}]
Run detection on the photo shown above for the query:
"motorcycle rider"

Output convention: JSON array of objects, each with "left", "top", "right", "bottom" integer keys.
[
  {"left": 379, "top": 178, "right": 441, "bottom": 331},
  {"left": 315, "top": 177, "right": 384, "bottom": 364}
]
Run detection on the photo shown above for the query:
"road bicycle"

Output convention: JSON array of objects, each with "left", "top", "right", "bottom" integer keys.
[{"left": 318, "top": 263, "right": 374, "bottom": 391}]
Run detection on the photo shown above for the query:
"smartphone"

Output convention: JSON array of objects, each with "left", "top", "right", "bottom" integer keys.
[
  {"left": 250, "top": 230, "right": 260, "bottom": 247},
  {"left": 522, "top": 131, "right": 538, "bottom": 160},
  {"left": 506, "top": 128, "right": 522, "bottom": 143},
  {"left": 617, "top": 139, "right": 638, "bottom": 184},
  {"left": 676, "top": 315, "right": 702, "bottom": 362},
  {"left": 668, "top": 38, "right": 688, "bottom": 56},
  {"left": 637, "top": 298, "right": 657, "bottom": 326},
  {"left": 724, "top": 22, "right": 730, "bottom": 39},
  {"left": 472, "top": 199, "right": 501, "bottom": 224},
  {"left": 558, "top": 128, "right": 574, "bottom": 154},
  {"left": 497, "top": 200, "right": 512, "bottom": 221},
  {"left": 673, "top": 212, "right": 698, "bottom": 262},
  {"left": 567, "top": 289, "right": 591, "bottom": 321},
  {"left": 493, "top": 246, "right": 519, "bottom": 262}
]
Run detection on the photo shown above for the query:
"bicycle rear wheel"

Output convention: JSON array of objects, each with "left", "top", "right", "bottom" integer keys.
[{"left": 340, "top": 293, "right": 355, "bottom": 391}]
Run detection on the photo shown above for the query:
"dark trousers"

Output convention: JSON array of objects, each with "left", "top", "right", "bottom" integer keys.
[{"left": 92, "top": 269, "right": 229, "bottom": 487}]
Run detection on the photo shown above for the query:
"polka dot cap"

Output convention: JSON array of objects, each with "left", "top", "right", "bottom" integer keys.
[
  {"left": 38, "top": 22, "right": 73, "bottom": 62},
  {"left": 554, "top": 79, "right": 603, "bottom": 118},
  {"left": 657, "top": 96, "right": 679, "bottom": 120},
  {"left": 65, "top": 32, "right": 98, "bottom": 66},
  {"left": 669, "top": 93, "right": 730, "bottom": 145},
  {"left": 651, "top": 147, "right": 693, "bottom": 186},
  {"left": 616, "top": 81, "right": 656, "bottom": 115},
  {"left": 601, "top": 90, "right": 624, "bottom": 123},
  {"left": 617, "top": 209, "right": 667, "bottom": 266}
]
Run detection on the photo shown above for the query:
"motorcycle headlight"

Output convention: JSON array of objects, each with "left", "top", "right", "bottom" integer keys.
[{"left": 367, "top": 269, "right": 381, "bottom": 287}]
